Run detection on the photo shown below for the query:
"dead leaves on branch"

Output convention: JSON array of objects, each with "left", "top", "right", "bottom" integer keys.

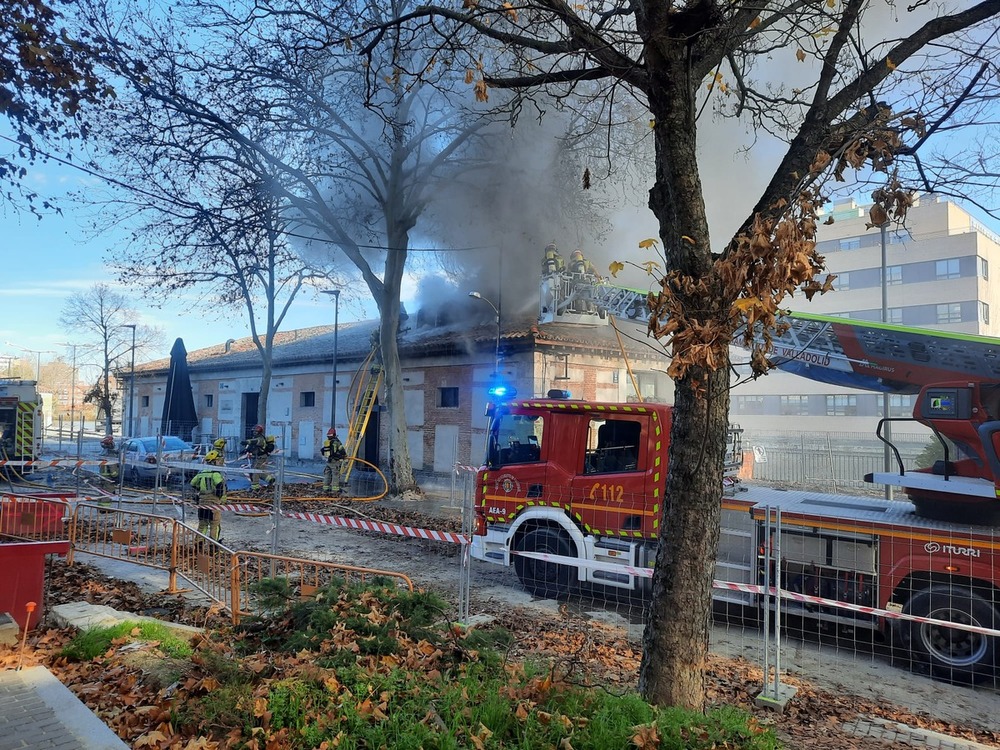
[{"left": 642, "top": 110, "right": 923, "bottom": 386}]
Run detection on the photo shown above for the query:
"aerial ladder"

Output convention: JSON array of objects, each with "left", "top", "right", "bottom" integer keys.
[{"left": 537, "top": 257, "right": 1000, "bottom": 523}]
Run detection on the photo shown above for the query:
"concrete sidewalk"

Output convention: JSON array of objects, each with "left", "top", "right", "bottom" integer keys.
[{"left": 0, "top": 666, "right": 128, "bottom": 750}]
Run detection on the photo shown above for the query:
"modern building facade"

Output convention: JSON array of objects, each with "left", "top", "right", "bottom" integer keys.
[{"left": 731, "top": 194, "right": 1000, "bottom": 434}]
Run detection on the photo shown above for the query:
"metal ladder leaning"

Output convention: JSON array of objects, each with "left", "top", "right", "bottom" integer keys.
[{"left": 341, "top": 364, "right": 383, "bottom": 485}]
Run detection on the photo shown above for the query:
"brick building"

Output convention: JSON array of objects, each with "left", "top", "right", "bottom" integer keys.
[{"left": 123, "top": 306, "right": 670, "bottom": 477}]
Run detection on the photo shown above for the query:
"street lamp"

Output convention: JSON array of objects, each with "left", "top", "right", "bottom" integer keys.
[
  {"left": 468, "top": 291, "right": 501, "bottom": 376},
  {"left": 122, "top": 325, "right": 137, "bottom": 437},
  {"left": 5, "top": 343, "right": 55, "bottom": 382},
  {"left": 320, "top": 290, "right": 340, "bottom": 432},
  {"left": 56, "top": 343, "right": 78, "bottom": 436}
]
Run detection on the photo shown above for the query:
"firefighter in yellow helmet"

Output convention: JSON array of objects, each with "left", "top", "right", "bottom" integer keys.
[
  {"left": 321, "top": 428, "right": 347, "bottom": 494},
  {"left": 569, "top": 249, "right": 600, "bottom": 312},
  {"left": 190, "top": 464, "right": 226, "bottom": 541},
  {"left": 542, "top": 243, "right": 564, "bottom": 275},
  {"left": 212, "top": 437, "right": 227, "bottom": 458},
  {"left": 204, "top": 448, "right": 224, "bottom": 467}
]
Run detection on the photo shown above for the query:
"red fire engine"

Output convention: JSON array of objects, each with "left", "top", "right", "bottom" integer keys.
[
  {"left": 472, "top": 271, "right": 1000, "bottom": 684},
  {"left": 471, "top": 394, "right": 999, "bottom": 684}
]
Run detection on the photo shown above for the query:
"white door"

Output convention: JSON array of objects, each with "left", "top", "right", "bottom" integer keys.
[{"left": 298, "top": 420, "right": 315, "bottom": 460}]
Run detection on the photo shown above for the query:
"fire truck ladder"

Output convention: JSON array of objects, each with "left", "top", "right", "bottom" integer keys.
[
  {"left": 592, "top": 284, "right": 652, "bottom": 323},
  {"left": 341, "top": 364, "right": 383, "bottom": 485}
]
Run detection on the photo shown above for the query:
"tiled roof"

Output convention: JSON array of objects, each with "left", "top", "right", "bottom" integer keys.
[{"left": 136, "top": 313, "right": 661, "bottom": 376}]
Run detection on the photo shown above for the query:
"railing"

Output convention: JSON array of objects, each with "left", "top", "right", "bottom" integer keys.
[
  {"left": 0, "top": 495, "right": 70, "bottom": 542},
  {"left": 66, "top": 501, "right": 412, "bottom": 623}
]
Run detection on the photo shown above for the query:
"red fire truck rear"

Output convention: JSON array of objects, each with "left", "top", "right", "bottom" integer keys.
[
  {"left": 470, "top": 393, "right": 999, "bottom": 684},
  {"left": 0, "top": 379, "right": 42, "bottom": 475}
]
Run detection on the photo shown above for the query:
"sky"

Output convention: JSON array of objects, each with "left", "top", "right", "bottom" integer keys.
[{"left": 0, "top": 163, "right": 418, "bottom": 372}]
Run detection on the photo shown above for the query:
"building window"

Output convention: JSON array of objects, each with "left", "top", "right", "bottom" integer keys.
[
  {"left": 734, "top": 395, "right": 765, "bottom": 414},
  {"left": 205, "top": 394, "right": 214, "bottom": 408},
  {"left": 886, "top": 265, "right": 902, "bottom": 286},
  {"left": 300, "top": 391, "right": 315, "bottom": 408},
  {"left": 835, "top": 272, "right": 849, "bottom": 291},
  {"left": 826, "top": 395, "right": 857, "bottom": 416},
  {"left": 936, "top": 303, "right": 963, "bottom": 324},
  {"left": 889, "top": 229, "right": 910, "bottom": 244},
  {"left": 438, "top": 387, "right": 459, "bottom": 408},
  {"left": 838, "top": 237, "right": 860, "bottom": 251},
  {"left": 887, "top": 308, "right": 903, "bottom": 324},
  {"left": 981, "top": 302, "right": 990, "bottom": 324},
  {"left": 935, "top": 258, "right": 961, "bottom": 280},
  {"left": 888, "top": 394, "right": 914, "bottom": 417},
  {"left": 141, "top": 396, "right": 149, "bottom": 407},
  {"left": 979, "top": 257, "right": 989, "bottom": 280},
  {"left": 779, "top": 395, "right": 809, "bottom": 416}
]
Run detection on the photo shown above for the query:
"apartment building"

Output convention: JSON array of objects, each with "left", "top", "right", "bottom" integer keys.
[{"left": 731, "top": 194, "right": 1000, "bottom": 433}]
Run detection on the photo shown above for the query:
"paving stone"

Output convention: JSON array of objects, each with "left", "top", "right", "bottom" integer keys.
[{"left": 844, "top": 715, "right": 997, "bottom": 750}]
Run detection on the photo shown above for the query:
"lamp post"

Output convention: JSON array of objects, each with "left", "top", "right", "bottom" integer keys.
[
  {"left": 321, "top": 290, "right": 340, "bottom": 431},
  {"left": 878, "top": 223, "right": 893, "bottom": 501},
  {"left": 123, "top": 325, "right": 137, "bottom": 437},
  {"left": 468, "top": 291, "right": 501, "bottom": 376},
  {"left": 56, "top": 343, "right": 78, "bottom": 437},
  {"left": 5, "top": 343, "right": 54, "bottom": 382}
]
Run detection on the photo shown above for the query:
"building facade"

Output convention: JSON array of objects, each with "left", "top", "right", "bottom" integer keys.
[
  {"left": 123, "top": 311, "right": 670, "bottom": 476},
  {"left": 731, "top": 194, "right": 1000, "bottom": 434}
]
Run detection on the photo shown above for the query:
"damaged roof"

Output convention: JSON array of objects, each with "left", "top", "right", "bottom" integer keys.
[{"left": 134, "top": 313, "right": 662, "bottom": 376}]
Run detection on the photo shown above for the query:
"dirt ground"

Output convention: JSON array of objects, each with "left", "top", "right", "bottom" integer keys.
[{"left": 56, "top": 487, "right": 1000, "bottom": 748}]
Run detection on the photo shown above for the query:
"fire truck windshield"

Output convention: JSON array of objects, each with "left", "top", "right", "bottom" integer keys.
[{"left": 486, "top": 413, "right": 544, "bottom": 468}]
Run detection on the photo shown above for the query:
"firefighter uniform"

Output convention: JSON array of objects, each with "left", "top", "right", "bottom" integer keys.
[
  {"left": 190, "top": 467, "right": 226, "bottom": 541},
  {"left": 569, "top": 249, "right": 599, "bottom": 313},
  {"left": 241, "top": 426, "right": 275, "bottom": 489},
  {"left": 542, "top": 243, "right": 565, "bottom": 275},
  {"left": 321, "top": 430, "right": 347, "bottom": 494}
]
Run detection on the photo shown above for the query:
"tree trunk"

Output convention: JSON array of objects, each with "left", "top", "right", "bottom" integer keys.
[
  {"left": 381, "top": 220, "right": 418, "bottom": 494},
  {"left": 636, "top": 40, "right": 730, "bottom": 712}
]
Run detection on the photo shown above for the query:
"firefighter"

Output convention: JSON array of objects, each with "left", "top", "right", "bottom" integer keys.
[
  {"left": 190, "top": 465, "right": 225, "bottom": 541},
  {"left": 99, "top": 435, "right": 119, "bottom": 483},
  {"left": 208, "top": 439, "right": 227, "bottom": 465},
  {"left": 542, "top": 243, "right": 565, "bottom": 275},
  {"left": 321, "top": 428, "right": 347, "bottom": 494},
  {"left": 240, "top": 425, "right": 275, "bottom": 490},
  {"left": 569, "top": 249, "right": 600, "bottom": 313}
]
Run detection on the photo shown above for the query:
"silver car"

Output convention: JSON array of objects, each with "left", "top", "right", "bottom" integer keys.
[{"left": 121, "top": 436, "right": 195, "bottom": 486}]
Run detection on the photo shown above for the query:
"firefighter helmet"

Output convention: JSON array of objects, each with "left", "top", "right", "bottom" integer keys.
[
  {"left": 327, "top": 428, "right": 337, "bottom": 437},
  {"left": 205, "top": 450, "right": 221, "bottom": 463},
  {"left": 544, "top": 242, "right": 558, "bottom": 254},
  {"left": 100, "top": 435, "right": 116, "bottom": 450},
  {"left": 571, "top": 249, "right": 584, "bottom": 261},
  {"left": 213, "top": 438, "right": 227, "bottom": 450},
  {"left": 253, "top": 424, "right": 264, "bottom": 435}
]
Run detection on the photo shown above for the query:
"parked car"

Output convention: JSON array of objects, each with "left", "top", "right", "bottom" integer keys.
[{"left": 121, "top": 436, "right": 195, "bottom": 486}]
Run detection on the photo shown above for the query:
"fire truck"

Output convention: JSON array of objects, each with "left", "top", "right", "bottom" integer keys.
[
  {"left": 0, "top": 380, "right": 43, "bottom": 475},
  {"left": 469, "top": 267, "right": 1000, "bottom": 684}
]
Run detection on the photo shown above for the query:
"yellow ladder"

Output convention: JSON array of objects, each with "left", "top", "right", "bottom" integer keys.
[{"left": 341, "top": 364, "right": 382, "bottom": 484}]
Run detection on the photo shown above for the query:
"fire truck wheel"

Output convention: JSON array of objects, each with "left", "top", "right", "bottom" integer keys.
[
  {"left": 900, "top": 584, "right": 997, "bottom": 684},
  {"left": 513, "top": 528, "right": 574, "bottom": 600}
]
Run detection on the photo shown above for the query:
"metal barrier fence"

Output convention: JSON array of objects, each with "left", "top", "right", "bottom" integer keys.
[
  {"left": 744, "top": 429, "right": 932, "bottom": 493},
  {"left": 0, "top": 494, "right": 70, "bottom": 542},
  {"left": 233, "top": 551, "right": 413, "bottom": 621}
]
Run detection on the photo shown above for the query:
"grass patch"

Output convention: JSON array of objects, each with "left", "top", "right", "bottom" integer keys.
[{"left": 62, "top": 620, "right": 193, "bottom": 661}]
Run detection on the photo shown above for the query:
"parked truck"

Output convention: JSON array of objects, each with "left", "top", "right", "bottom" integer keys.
[
  {"left": 0, "top": 380, "right": 42, "bottom": 475},
  {"left": 470, "top": 265, "right": 1000, "bottom": 684}
]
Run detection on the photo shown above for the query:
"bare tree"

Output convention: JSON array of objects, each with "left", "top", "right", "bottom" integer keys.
[
  {"left": 59, "top": 284, "right": 158, "bottom": 434},
  {"left": 1, "top": 0, "right": 110, "bottom": 208},
  {"left": 361, "top": 0, "right": 1000, "bottom": 708},
  {"left": 82, "top": 0, "right": 504, "bottom": 492}
]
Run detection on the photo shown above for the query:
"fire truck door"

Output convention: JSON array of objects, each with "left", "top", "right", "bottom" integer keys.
[{"left": 570, "top": 416, "right": 653, "bottom": 536}]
